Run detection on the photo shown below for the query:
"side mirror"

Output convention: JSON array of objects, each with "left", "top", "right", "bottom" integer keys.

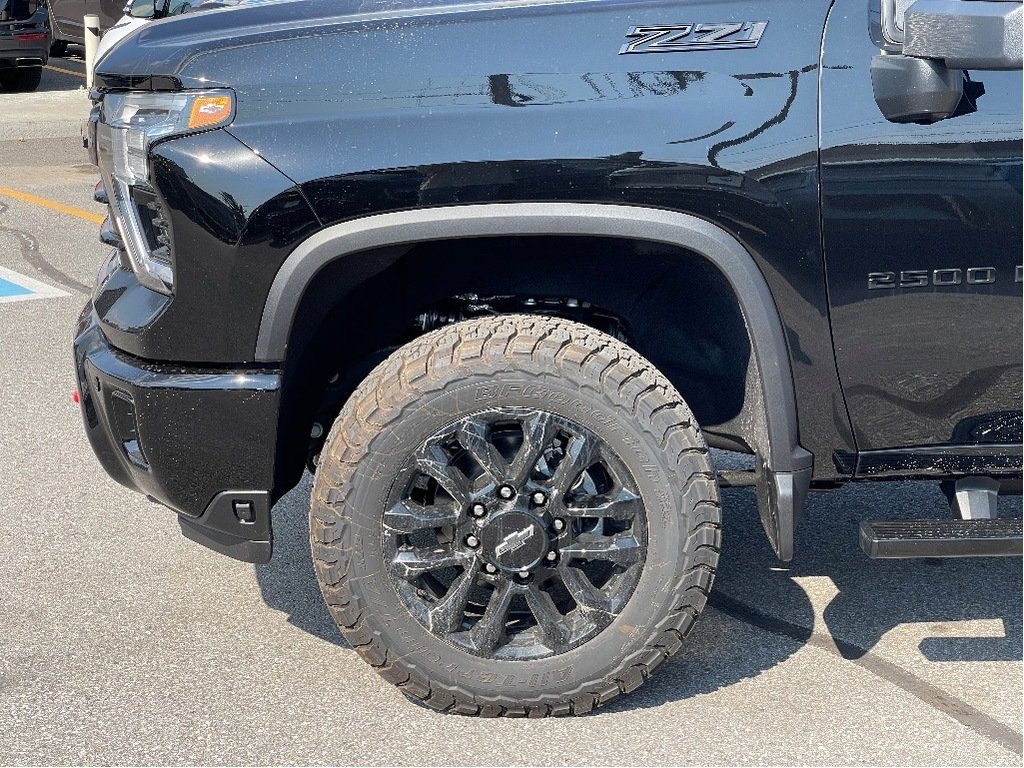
[
  {"left": 905, "top": 0, "right": 1022, "bottom": 70},
  {"left": 869, "top": 0, "right": 1021, "bottom": 123}
]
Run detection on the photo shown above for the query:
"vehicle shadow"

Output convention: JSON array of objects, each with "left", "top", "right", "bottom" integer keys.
[
  {"left": 795, "top": 481, "right": 1022, "bottom": 664},
  {"left": 602, "top": 480, "right": 1021, "bottom": 714},
  {"left": 255, "top": 474, "right": 350, "bottom": 649},
  {"left": 33, "top": 49, "right": 87, "bottom": 93},
  {"left": 34, "top": 72, "right": 85, "bottom": 93},
  {"left": 255, "top": 470, "right": 1021, "bottom": 714}
]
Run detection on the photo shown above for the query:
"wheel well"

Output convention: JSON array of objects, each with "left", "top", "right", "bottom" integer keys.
[{"left": 272, "top": 234, "right": 757, "bottom": 498}]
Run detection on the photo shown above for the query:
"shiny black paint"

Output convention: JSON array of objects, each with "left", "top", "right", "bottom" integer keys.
[
  {"left": 854, "top": 444, "right": 1023, "bottom": 480},
  {"left": 81, "top": 0, "right": 1023, "bottom": 551},
  {"left": 820, "top": 0, "right": 1023, "bottom": 453},
  {"left": 73, "top": 305, "right": 281, "bottom": 521},
  {"left": 97, "top": 0, "right": 857, "bottom": 476},
  {"left": 94, "top": 128, "right": 322, "bottom": 362}
]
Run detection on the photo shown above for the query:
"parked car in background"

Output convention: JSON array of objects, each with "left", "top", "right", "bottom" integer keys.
[
  {"left": 94, "top": 0, "right": 244, "bottom": 74},
  {"left": 46, "top": 0, "right": 120, "bottom": 55},
  {"left": 0, "top": 0, "right": 49, "bottom": 92}
]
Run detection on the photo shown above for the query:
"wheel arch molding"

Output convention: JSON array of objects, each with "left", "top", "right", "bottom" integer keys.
[{"left": 257, "top": 202, "right": 813, "bottom": 559}]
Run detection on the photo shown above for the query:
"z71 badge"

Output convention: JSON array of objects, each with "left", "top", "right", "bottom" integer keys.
[{"left": 619, "top": 22, "right": 768, "bottom": 55}]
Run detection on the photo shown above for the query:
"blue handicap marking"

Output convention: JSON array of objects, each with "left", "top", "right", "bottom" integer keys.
[
  {"left": 0, "top": 265, "right": 69, "bottom": 303},
  {"left": 0, "top": 276, "right": 33, "bottom": 298}
]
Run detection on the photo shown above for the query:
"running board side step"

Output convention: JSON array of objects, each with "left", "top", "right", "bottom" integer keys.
[{"left": 859, "top": 519, "right": 1023, "bottom": 559}]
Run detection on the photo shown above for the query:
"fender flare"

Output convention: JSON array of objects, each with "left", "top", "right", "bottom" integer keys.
[{"left": 255, "top": 202, "right": 812, "bottom": 557}]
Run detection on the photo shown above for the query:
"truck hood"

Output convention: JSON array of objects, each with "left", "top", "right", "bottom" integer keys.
[{"left": 95, "top": 0, "right": 590, "bottom": 89}]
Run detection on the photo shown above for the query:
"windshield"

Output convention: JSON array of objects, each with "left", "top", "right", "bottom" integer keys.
[
  {"left": 128, "top": 0, "right": 205, "bottom": 18},
  {"left": 0, "top": 0, "right": 42, "bottom": 22}
]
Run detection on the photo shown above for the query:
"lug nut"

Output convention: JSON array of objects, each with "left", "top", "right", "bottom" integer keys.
[
  {"left": 518, "top": 570, "right": 530, "bottom": 579},
  {"left": 552, "top": 518, "right": 566, "bottom": 533},
  {"left": 484, "top": 563, "right": 498, "bottom": 574},
  {"left": 498, "top": 485, "right": 516, "bottom": 500},
  {"left": 545, "top": 550, "right": 558, "bottom": 562},
  {"left": 470, "top": 502, "right": 488, "bottom": 518},
  {"left": 465, "top": 535, "right": 480, "bottom": 549},
  {"left": 531, "top": 491, "right": 547, "bottom": 506}
]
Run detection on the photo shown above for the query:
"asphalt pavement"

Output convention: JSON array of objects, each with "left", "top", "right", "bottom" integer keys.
[{"left": 0, "top": 60, "right": 1021, "bottom": 766}]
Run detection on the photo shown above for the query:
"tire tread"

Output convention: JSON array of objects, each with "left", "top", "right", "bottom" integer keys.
[{"left": 310, "top": 315, "right": 721, "bottom": 717}]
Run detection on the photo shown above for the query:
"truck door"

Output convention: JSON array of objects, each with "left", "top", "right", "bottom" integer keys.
[{"left": 819, "top": 0, "right": 1022, "bottom": 464}]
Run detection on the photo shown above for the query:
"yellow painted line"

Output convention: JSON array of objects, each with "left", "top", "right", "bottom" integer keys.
[
  {"left": 44, "top": 64, "right": 86, "bottom": 79},
  {"left": 0, "top": 187, "right": 104, "bottom": 225}
]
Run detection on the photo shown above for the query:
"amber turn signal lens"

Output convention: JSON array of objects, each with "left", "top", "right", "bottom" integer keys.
[{"left": 187, "top": 95, "right": 234, "bottom": 130}]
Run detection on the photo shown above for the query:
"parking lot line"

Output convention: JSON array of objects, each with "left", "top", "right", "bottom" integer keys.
[
  {"left": 0, "top": 265, "right": 70, "bottom": 303},
  {"left": 0, "top": 187, "right": 104, "bottom": 225},
  {"left": 44, "top": 64, "right": 86, "bottom": 79}
]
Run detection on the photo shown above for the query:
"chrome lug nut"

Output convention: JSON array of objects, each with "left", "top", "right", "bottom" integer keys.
[
  {"left": 531, "top": 491, "right": 547, "bottom": 506},
  {"left": 498, "top": 485, "right": 516, "bottom": 500},
  {"left": 470, "top": 502, "right": 488, "bottom": 518},
  {"left": 518, "top": 570, "right": 530, "bottom": 579},
  {"left": 545, "top": 550, "right": 558, "bottom": 562},
  {"left": 465, "top": 535, "right": 481, "bottom": 549},
  {"left": 551, "top": 518, "right": 566, "bottom": 533},
  {"left": 484, "top": 563, "right": 498, "bottom": 574}
]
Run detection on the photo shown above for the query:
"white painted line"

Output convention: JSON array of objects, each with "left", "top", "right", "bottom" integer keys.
[{"left": 0, "top": 265, "right": 71, "bottom": 304}]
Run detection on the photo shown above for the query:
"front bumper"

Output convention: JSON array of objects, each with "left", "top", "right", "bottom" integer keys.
[{"left": 73, "top": 301, "right": 282, "bottom": 563}]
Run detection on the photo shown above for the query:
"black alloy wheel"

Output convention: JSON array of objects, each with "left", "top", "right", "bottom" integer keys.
[
  {"left": 384, "top": 407, "right": 648, "bottom": 661},
  {"left": 311, "top": 315, "right": 721, "bottom": 716}
]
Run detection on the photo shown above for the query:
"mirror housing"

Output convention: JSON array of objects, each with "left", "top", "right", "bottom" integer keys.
[
  {"left": 869, "top": 0, "right": 1020, "bottom": 123},
  {"left": 870, "top": 54, "right": 987, "bottom": 122},
  {"left": 905, "top": 0, "right": 1023, "bottom": 70}
]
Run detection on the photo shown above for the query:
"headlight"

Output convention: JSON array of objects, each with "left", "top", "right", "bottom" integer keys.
[{"left": 100, "top": 90, "right": 234, "bottom": 293}]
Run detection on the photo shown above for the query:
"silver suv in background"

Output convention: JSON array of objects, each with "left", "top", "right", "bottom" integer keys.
[{"left": 0, "top": 0, "right": 49, "bottom": 92}]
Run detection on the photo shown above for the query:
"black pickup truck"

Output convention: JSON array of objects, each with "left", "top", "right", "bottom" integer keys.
[{"left": 75, "top": 0, "right": 1022, "bottom": 716}]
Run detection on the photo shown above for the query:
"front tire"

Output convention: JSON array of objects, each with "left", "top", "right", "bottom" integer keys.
[{"left": 311, "top": 316, "right": 721, "bottom": 716}]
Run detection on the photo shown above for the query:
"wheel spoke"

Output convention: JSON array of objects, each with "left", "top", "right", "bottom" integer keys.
[
  {"left": 559, "top": 567, "right": 619, "bottom": 624},
  {"left": 508, "top": 411, "right": 558, "bottom": 485},
  {"left": 548, "top": 433, "right": 600, "bottom": 496},
  {"left": 561, "top": 533, "right": 644, "bottom": 565},
  {"left": 565, "top": 486, "right": 643, "bottom": 521},
  {"left": 385, "top": 406, "right": 651, "bottom": 661},
  {"left": 391, "top": 546, "right": 472, "bottom": 580},
  {"left": 415, "top": 441, "right": 473, "bottom": 507},
  {"left": 383, "top": 499, "right": 459, "bottom": 533},
  {"left": 427, "top": 560, "right": 481, "bottom": 635},
  {"left": 456, "top": 419, "right": 509, "bottom": 485},
  {"left": 468, "top": 580, "right": 516, "bottom": 655},
  {"left": 524, "top": 585, "right": 572, "bottom": 652}
]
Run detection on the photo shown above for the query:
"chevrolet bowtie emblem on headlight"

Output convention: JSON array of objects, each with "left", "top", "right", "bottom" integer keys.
[
  {"left": 619, "top": 22, "right": 768, "bottom": 55},
  {"left": 494, "top": 526, "right": 536, "bottom": 557}
]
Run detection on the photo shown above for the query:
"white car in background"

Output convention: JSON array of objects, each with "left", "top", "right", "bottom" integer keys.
[{"left": 94, "top": 0, "right": 245, "bottom": 75}]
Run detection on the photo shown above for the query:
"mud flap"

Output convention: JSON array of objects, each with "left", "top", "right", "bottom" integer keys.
[{"left": 755, "top": 456, "right": 812, "bottom": 561}]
